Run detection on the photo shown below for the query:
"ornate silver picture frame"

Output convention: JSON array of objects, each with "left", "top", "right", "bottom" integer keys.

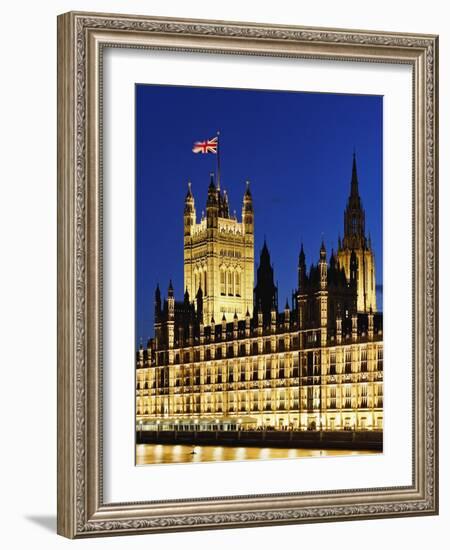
[{"left": 57, "top": 11, "right": 438, "bottom": 538}]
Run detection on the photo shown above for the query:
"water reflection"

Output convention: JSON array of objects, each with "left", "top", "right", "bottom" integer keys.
[{"left": 136, "top": 444, "right": 377, "bottom": 465}]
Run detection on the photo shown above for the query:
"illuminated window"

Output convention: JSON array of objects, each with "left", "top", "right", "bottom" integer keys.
[
  {"left": 377, "top": 347, "right": 383, "bottom": 371},
  {"left": 194, "top": 271, "right": 199, "bottom": 293},
  {"left": 329, "top": 352, "right": 336, "bottom": 375},
  {"left": 235, "top": 271, "right": 241, "bottom": 296},
  {"left": 220, "top": 270, "right": 225, "bottom": 295},
  {"left": 361, "top": 349, "right": 367, "bottom": 372},
  {"left": 345, "top": 350, "right": 352, "bottom": 374},
  {"left": 227, "top": 271, "right": 233, "bottom": 295}
]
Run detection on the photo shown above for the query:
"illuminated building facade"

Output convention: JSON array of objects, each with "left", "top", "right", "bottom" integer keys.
[{"left": 136, "top": 156, "right": 383, "bottom": 433}]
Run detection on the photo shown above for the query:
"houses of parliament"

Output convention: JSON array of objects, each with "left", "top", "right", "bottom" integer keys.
[{"left": 136, "top": 156, "right": 383, "bottom": 434}]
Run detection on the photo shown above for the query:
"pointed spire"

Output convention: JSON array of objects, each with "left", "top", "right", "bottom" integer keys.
[
  {"left": 186, "top": 180, "right": 193, "bottom": 198},
  {"left": 245, "top": 307, "right": 250, "bottom": 317},
  {"left": 330, "top": 249, "right": 336, "bottom": 273},
  {"left": 222, "top": 313, "right": 226, "bottom": 322},
  {"left": 271, "top": 295, "right": 277, "bottom": 311},
  {"left": 184, "top": 286, "right": 190, "bottom": 303},
  {"left": 221, "top": 189, "right": 229, "bottom": 217},
  {"left": 350, "top": 151, "right": 359, "bottom": 198},
  {"left": 320, "top": 239, "right": 326, "bottom": 260},
  {"left": 233, "top": 310, "right": 238, "bottom": 320},
  {"left": 260, "top": 238, "right": 270, "bottom": 262},
  {"left": 168, "top": 279, "right": 174, "bottom": 297},
  {"left": 206, "top": 172, "right": 218, "bottom": 212},
  {"left": 299, "top": 242, "right": 305, "bottom": 263},
  {"left": 285, "top": 298, "right": 290, "bottom": 311},
  {"left": 209, "top": 172, "right": 215, "bottom": 190},
  {"left": 244, "top": 179, "right": 252, "bottom": 197}
]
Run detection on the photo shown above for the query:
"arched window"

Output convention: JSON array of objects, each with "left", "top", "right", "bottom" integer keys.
[
  {"left": 194, "top": 271, "right": 199, "bottom": 294},
  {"left": 220, "top": 270, "right": 226, "bottom": 295},
  {"left": 227, "top": 270, "right": 233, "bottom": 295},
  {"left": 235, "top": 271, "right": 241, "bottom": 296}
]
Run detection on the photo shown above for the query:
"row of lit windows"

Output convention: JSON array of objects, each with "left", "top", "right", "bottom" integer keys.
[
  {"left": 138, "top": 383, "right": 383, "bottom": 408},
  {"left": 139, "top": 349, "right": 383, "bottom": 385},
  {"left": 137, "top": 395, "right": 383, "bottom": 416},
  {"left": 156, "top": 338, "right": 382, "bottom": 363},
  {"left": 219, "top": 249, "right": 242, "bottom": 258},
  {"left": 137, "top": 372, "right": 383, "bottom": 390}
]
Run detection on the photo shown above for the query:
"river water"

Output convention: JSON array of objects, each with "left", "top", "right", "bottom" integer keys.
[{"left": 136, "top": 443, "right": 378, "bottom": 465}]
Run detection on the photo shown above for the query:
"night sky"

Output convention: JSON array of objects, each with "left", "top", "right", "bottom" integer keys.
[{"left": 136, "top": 84, "right": 383, "bottom": 346}]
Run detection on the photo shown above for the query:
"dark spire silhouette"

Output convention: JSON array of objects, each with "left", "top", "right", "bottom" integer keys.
[
  {"left": 154, "top": 283, "right": 161, "bottom": 320},
  {"left": 208, "top": 172, "right": 215, "bottom": 191},
  {"left": 320, "top": 239, "right": 326, "bottom": 260},
  {"left": 350, "top": 152, "right": 359, "bottom": 198},
  {"left": 299, "top": 242, "right": 305, "bottom": 263},
  {"left": 254, "top": 240, "right": 278, "bottom": 325}
]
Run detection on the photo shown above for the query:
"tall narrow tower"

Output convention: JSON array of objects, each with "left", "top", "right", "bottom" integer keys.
[
  {"left": 183, "top": 175, "right": 254, "bottom": 324},
  {"left": 337, "top": 154, "right": 377, "bottom": 312}
]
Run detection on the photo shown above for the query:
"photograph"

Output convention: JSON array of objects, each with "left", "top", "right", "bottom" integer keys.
[
  {"left": 54, "top": 9, "right": 438, "bottom": 538},
  {"left": 135, "top": 84, "right": 384, "bottom": 465}
]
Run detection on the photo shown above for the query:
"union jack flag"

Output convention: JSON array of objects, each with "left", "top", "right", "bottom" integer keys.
[{"left": 192, "top": 136, "right": 218, "bottom": 154}]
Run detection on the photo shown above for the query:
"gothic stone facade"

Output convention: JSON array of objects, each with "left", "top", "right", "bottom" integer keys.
[{"left": 136, "top": 157, "right": 383, "bottom": 432}]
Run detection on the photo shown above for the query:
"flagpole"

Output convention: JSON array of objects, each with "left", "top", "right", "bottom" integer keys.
[{"left": 216, "top": 130, "right": 221, "bottom": 190}]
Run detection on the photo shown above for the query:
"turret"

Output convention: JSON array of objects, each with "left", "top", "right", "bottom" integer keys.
[
  {"left": 233, "top": 310, "right": 238, "bottom": 338},
  {"left": 271, "top": 298, "right": 277, "bottom": 332},
  {"left": 221, "top": 313, "right": 227, "bottom": 340},
  {"left": 184, "top": 181, "right": 196, "bottom": 236},
  {"left": 368, "top": 307, "right": 374, "bottom": 341},
  {"left": 319, "top": 240, "right": 327, "bottom": 290},
  {"left": 206, "top": 173, "right": 218, "bottom": 229},
  {"left": 284, "top": 299, "right": 290, "bottom": 329},
  {"left": 210, "top": 317, "right": 216, "bottom": 342},
  {"left": 336, "top": 313, "right": 342, "bottom": 344},
  {"left": 298, "top": 243, "right": 307, "bottom": 291},
  {"left": 242, "top": 180, "right": 254, "bottom": 234},
  {"left": 352, "top": 313, "right": 358, "bottom": 342},
  {"left": 167, "top": 280, "right": 174, "bottom": 319},
  {"left": 257, "top": 301, "right": 263, "bottom": 336},
  {"left": 221, "top": 189, "right": 230, "bottom": 218},
  {"left": 154, "top": 283, "right": 161, "bottom": 321},
  {"left": 245, "top": 308, "right": 251, "bottom": 337}
]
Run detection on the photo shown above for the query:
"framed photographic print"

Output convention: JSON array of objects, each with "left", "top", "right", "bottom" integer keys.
[{"left": 57, "top": 11, "right": 439, "bottom": 538}]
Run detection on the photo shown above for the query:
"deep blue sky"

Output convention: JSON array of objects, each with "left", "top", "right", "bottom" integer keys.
[{"left": 136, "top": 84, "right": 383, "bottom": 345}]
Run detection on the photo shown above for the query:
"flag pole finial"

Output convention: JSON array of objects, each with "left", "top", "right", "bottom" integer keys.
[{"left": 216, "top": 131, "right": 221, "bottom": 191}]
